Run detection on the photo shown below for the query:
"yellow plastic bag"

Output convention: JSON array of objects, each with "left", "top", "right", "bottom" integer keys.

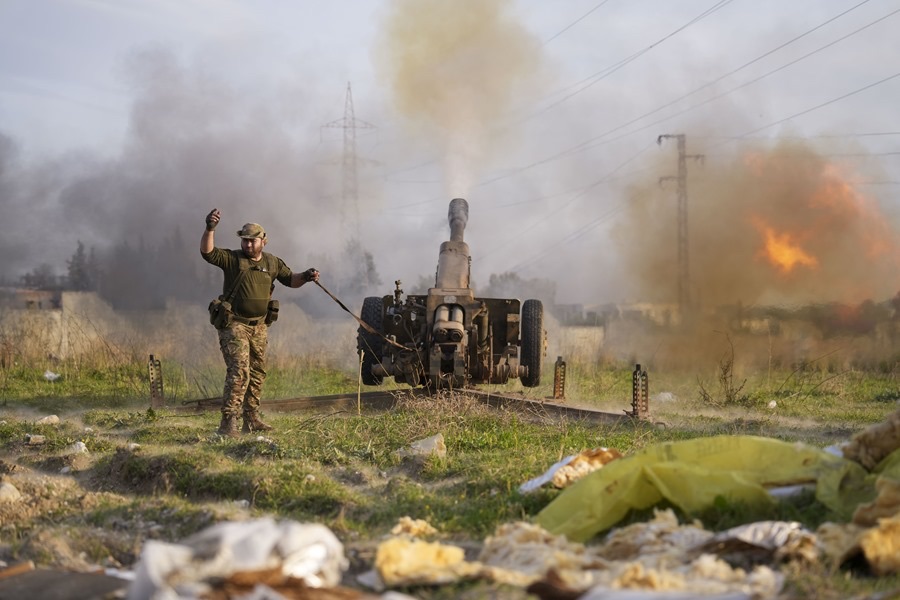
[{"left": 535, "top": 435, "right": 869, "bottom": 542}]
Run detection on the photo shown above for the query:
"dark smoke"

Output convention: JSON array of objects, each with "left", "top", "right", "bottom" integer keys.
[{"left": 0, "top": 48, "right": 376, "bottom": 309}]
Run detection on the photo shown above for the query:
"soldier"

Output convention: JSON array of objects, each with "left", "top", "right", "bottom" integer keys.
[{"left": 201, "top": 208, "right": 319, "bottom": 436}]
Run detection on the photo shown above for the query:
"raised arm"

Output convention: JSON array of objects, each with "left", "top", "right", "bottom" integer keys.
[{"left": 202, "top": 208, "right": 220, "bottom": 253}]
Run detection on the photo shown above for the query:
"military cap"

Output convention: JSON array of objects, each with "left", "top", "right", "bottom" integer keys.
[{"left": 237, "top": 223, "right": 266, "bottom": 239}]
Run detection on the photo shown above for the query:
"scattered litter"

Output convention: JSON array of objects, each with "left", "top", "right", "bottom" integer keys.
[
  {"left": 767, "top": 483, "right": 815, "bottom": 499},
  {"left": 691, "top": 521, "right": 819, "bottom": 567},
  {"left": 305, "top": 474, "right": 316, "bottom": 483},
  {"left": 396, "top": 433, "right": 446, "bottom": 458},
  {"left": 520, "top": 447, "right": 623, "bottom": 493},
  {"left": 128, "top": 517, "right": 348, "bottom": 599},
  {"left": 373, "top": 537, "right": 480, "bottom": 589},
  {"left": 84, "top": 427, "right": 93, "bottom": 433},
  {"left": 858, "top": 513, "right": 900, "bottom": 575},
  {"left": 853, "top": 476, "right": 900, "bottom": 526},
  {"left": 390, "top": 517, "right": 437, "bottom": 538},
  {"left": 817, "top": 514, "right": 900, "bottom": 577},
  {"left": 823, "top": 444, "right": 844, "bottom": 457},
  {"left": 654, "top": 392, "right": 676, "bottom": 403},
  {"left": 127, "top": 443, "right": 141, "bottom": 451},
  {"left": 365, "top": 510, "right": 784, "bottom": 598},
  {"left": 842, "top": 403, "right": 900, "bottom": 469},
  {"left": 35, "top": 415, "right": 59, "bottom": 425},
  {"left": 43, "top": 370, "right": 61, "bottom": 382},
  {"left": 815, "top": 521, "right": 864, "bottom": 566},
  {"left": 767, "top": 400, "right": 777, "bottom": 409},
  {"left": 60, "top": 466, "right": 71, "bottom": 474}
]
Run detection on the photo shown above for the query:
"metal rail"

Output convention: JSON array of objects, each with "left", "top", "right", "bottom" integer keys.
[
  {"left": 466, "top": 389, "right": 637, "bottom": 425},
  {"left": 153, "top": 355, "right": 648, "bottom": 425},
  {"left": 174, "top": 391, "right": 399, "bottom": 414},
  {"left": 172, "top": 388, "right": 638, "bottom": 425}
]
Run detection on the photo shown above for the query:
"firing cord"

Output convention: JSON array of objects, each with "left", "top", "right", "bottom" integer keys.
[{"left": 313, "top": 281, "right": 408, "bottom": 350}]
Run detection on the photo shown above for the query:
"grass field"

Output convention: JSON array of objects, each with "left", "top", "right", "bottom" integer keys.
[{"left": 1, "top": 316, "right": 899, "bottom": 598}]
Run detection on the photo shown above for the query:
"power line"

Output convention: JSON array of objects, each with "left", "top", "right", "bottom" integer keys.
[
  {"left": 543, "top": 0, "right": 613, "bottom": 45},
  {"left": 482, "top": 2, "right": 896, "bottom": 192},
  {"left": 505, "top": 203, "right": 627, "bottom": 274},
  {"left": 566, "top": 0, "right": 875, "bottom": 147},
  {"left": 824, "top": 151, "right": 900, "bottom": 157},
  {"left": 381, "top": 3, "right": 897, "bottom": 219},
  {"left": 383, "top": 0, "right": 739, "bottom": 184},
  {"left": 696, "top": 131, "right": 900, "bottom": 140},
  {"left": 483, "top": 142, "right": 656, "bottom": 268},
  {"left": 739, "top": 70, "right": 900, "bottom": 137},
  {"left": 526, "top": 0, "right": 736, "bottom": 118},
  {"left": 510, "top": 67, "right": 900, "bottom": 273},
  {"left": 572, "top": 5, "right": 900, "bottom": 158}
]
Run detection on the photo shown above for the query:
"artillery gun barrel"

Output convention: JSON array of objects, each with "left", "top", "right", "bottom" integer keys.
[
  {"left": 448, "top": 198, "right": 468, "bottom": 242},
  {"left": 434, "top": 198, "right": 471, "bottom": 289}
]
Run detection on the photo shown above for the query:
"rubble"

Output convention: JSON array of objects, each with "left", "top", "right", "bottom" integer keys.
[
  {"left": 842, "top": 404, "right": 900, "bottom": 469},
  {"left": 520, "top": 447, "right": 623, "bottom": 493}
]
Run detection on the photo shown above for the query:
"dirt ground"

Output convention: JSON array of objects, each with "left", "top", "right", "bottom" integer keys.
[{"left": 0, "top": 425, "right": 532, "bottom": 600}]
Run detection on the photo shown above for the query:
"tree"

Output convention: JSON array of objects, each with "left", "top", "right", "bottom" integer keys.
[
  {"left": 20, "top": 264, "right": 60, "bottom": 290},
  {"left": 66, "top": 241, "right": 93, "bottom": 291}
]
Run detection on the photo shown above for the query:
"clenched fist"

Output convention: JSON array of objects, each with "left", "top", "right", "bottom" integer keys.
[{"left": 205, "top": 208, "right": 221, "bottom": 231}]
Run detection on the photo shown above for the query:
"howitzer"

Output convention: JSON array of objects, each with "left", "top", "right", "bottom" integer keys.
[{"left": 357, "top": 198, "right": 545, "bottom": 389}]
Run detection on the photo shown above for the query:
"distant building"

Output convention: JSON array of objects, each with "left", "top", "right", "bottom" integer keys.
[
  {"left": 0, "top": 290, "right": 113, "bottom": 362},
  {"left": 0, "top": 287, "right": 61, "bottom": 310}
]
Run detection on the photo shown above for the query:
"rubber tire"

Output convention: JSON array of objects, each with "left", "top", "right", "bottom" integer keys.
[
  {"left": 358, "top": 296, "right": 384, "bottom": 386},
  {"left": 520, "top": 299, "right": 543, "bottom": 388}
]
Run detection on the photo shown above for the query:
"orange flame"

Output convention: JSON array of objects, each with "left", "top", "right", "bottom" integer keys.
[{"left": 750, "top": 216, "right": 818, "bottom": 274}]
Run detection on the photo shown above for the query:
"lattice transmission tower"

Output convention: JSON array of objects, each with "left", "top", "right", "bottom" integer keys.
[
  {"left": 658, "top": 133, "right": 703, "bottom": 317},
  {"left": 322, "top": 82, "right": 376, "bottom": 241}
]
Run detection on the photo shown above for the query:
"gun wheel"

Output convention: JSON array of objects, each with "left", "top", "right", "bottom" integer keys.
[
  {"left": 358, "top": 297, "right": 385, "bottom": 386},
  {"left": 520, "top": 299, "right": 544, "bottom": 387}
]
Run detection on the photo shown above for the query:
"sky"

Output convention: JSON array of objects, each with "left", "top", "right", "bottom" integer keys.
[{"left": 1, "top": 0, "right": 899, "bottom": 309}]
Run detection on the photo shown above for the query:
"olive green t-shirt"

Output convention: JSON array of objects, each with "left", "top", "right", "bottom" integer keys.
[{"left": 202, "top": 248, "right": 293, "bottom": 318}]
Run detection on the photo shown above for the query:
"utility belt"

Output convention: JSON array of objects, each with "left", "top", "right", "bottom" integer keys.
[
  {"left": 232, "top": 313, "right": 264, "bottom": 326},
  {"left": 209, "top": 297, "right": 279, "bottom": 330}
]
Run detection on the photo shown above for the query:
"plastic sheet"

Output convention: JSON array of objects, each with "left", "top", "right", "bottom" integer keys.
[
  {"left": 127, "top": 518, "right": 347, "bottom": 599},
  {"left": 535, "top": 435, "right": 872, "bottom": 543}
]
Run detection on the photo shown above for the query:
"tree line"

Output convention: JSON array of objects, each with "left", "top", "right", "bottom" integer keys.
[{"left": 15, "top": 228, "right": 216, "bottom": 310}]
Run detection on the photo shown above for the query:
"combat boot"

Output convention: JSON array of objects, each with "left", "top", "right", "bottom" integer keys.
[
  {"left": 217, "top": 414, "right": 240, "bottom": 437},
  {"left": 242, "top": 411, "right": 273, "bottom": 433}
]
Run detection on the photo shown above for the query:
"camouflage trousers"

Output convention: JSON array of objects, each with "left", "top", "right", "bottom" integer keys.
[{"left": 217, "top": 321, "right": 269, "bottom": 418}]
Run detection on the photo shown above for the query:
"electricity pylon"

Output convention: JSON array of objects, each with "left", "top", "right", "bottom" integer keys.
[
  {"left": 322, "top": 82, "right": 376, "bottom": 240},
  {"left": 658, "top": 133, "right": 703, "bottom": 317}
]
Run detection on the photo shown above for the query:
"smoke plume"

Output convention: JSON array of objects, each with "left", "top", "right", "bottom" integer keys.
[
  {"left": 375, "top": 0, "right": 543, "bottom": 196},
  {"left": 616, "top": 138, "right": 900, "bottom": 309},
  {"left": 0, "top": 48, "right": 352, "bottom": 309}
]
